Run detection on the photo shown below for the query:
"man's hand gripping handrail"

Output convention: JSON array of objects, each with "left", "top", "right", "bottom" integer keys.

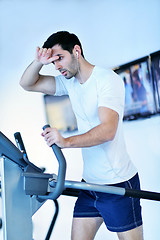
[{"left": 37, "top": 124, "right": 66, "bottom": 202}]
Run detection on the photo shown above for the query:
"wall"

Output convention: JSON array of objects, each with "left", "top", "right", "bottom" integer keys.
[{"left": 0, "top": 0, "right": 160, "bottom": 239}]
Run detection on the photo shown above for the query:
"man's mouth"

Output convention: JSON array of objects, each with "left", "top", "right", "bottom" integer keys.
[{"left": 60, "top": 70, "right": 67, "bottom": 76}]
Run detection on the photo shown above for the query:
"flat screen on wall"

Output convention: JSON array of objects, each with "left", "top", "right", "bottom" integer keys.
[
  {"left": 114, "top": 56, "right": 156, "bottom": 120},
  {"left": 43, "top": 95, "right": 77, "bottom": 133},
  {"left": 150, "top": 50, "right": 160, "bottom": 111}
]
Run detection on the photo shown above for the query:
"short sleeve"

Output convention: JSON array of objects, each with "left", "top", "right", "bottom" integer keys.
[
  {"left": 54, "top": 75, "right": 69, "bottom": 96},
  {"left": 97, "top": 70, "right": 125, "bottom": 119}
]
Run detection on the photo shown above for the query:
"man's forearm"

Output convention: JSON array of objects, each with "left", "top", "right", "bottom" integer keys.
[
  {"left": 64, "top": 122, "right": 116, "bottom": 148},
  {"left": 20, "top": 60, "right": 43, "bottom": 90}
]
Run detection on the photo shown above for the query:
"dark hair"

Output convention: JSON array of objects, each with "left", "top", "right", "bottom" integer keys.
[{"left": 42, "top": 31, "right": 84, "bottom": 57}]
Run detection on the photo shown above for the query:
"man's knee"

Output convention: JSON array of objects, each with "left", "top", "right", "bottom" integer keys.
[
  {"left": 71, "top": 217, "right": 103, "bottom": 240},
  {"left": 117, "top": 225, "right": 144, "bottom": 240}
]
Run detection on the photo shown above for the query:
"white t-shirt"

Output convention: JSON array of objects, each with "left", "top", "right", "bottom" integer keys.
[{"left": 55, "top": 66, "right": 137, "bottom": 184}]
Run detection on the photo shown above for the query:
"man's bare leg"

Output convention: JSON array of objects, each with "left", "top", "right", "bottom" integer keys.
[
  {"left": 71, "top": 217, "right": 103, "bottom": 240},
  {"left": 117, "top": 225, "right": 144, "bottom": 240}
]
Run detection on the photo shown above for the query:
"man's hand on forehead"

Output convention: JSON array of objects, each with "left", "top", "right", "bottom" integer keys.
[{"left": 35, "top": 47, "right": 59, "bottom": 65}]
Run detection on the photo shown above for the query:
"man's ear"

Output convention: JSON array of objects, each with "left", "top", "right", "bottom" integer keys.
[
  {"left": 76, "top": 51, "right": 79, "bottom": 58},
  {"left": 73, "top": 45, "right": 81, "bottom": 58}
]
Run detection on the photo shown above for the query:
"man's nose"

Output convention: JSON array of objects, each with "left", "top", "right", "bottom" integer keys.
[{"left": 55, "top": 61, "right": 62, "bottom": 70}]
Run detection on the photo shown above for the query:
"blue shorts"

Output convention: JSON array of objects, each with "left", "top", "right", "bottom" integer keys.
[{"left": 73, "top": 173, "right": 143, "bottom": 232}]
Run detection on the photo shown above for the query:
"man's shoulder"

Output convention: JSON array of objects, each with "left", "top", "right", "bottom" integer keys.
[
  {"left": 94, "top": 66, "right": 121, "bottom": 82},
  {"left": 55, "top": 75, "right": 75, "bottom": 84},
  {"left": 94, "top": 66, "right": 117, "bottom": 78}
]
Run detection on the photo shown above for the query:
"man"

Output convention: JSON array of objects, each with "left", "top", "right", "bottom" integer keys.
[{"left": 20, "top": 31, "right": 143, "bottom": 240}]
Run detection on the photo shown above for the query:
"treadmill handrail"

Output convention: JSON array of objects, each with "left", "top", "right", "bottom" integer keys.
[{"left": 37, "top": 125, "right": 66, "bottom": 201}]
